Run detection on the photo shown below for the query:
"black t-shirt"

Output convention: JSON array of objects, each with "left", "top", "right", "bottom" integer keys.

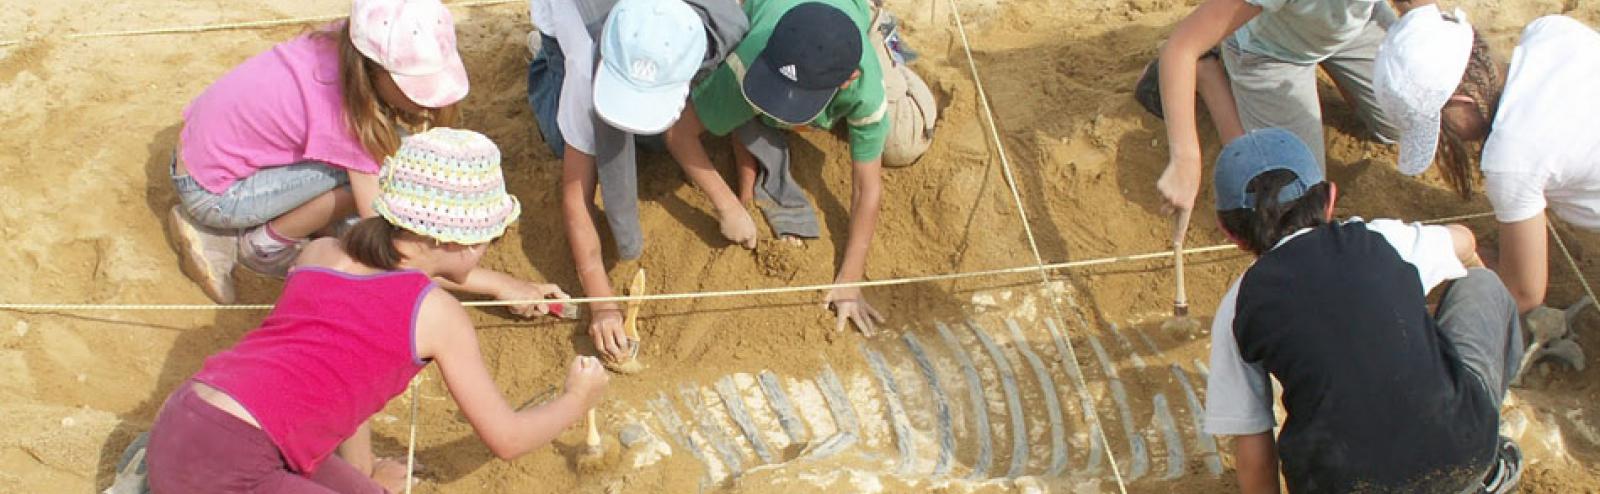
[{"left": 1234, "top": 222, "right": 1496, "bottom": 493}]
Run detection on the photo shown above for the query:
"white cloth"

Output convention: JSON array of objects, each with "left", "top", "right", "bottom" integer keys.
[
  {"left": 530, "top": 0, "right": 602, "bottom": 155},
  {"left": 1202, "top": 218, "right": 1468, "bottom": 436},
  {"left": 1481, "top": 16, "right": 1600, "bottom": 230}
]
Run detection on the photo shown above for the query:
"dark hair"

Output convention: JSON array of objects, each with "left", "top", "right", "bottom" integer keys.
[
  {"left": 1435, "top": 23, "right": 1505, "bottom": 199},
  {"left": 1217, "top": 169, "right": 1333, "bottom": 255},
  {"left": 341, "top": 216, "right": 407, "bottom": 270}
]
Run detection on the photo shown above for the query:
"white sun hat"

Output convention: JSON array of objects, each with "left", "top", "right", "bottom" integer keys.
[{"left": 1374, "top": 4, "right": 1476, "bottom": 176}]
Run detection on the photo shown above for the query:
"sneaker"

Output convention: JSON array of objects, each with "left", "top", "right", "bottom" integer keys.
[
  {"left": 1133, "top": 46, "right": 1222, "bottom": 121},
  {"left": 1134, "top": 56, "right": 1164, "bottom": 119},
  {"left": 1483, "top": 437, "right": 1523, "bottom": 494},
  {"left": 102, "top": 432, "right": 150, "bottom": 494},
  {"left": 237, "top": 231, "right": 302, "bottom": 279},
  {"left": 165, "top": 205, "right": 237, "bottom": 304}
]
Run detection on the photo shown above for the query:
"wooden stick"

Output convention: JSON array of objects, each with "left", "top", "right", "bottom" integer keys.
[{"left": 1172, "top": 209, "right": 1192, "bottom": 317}]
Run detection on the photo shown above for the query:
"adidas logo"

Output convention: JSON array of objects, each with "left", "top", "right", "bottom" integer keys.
[
  {"left": 630, "top": 59, "right": 658, "bottom": 83},
  {"left": 778, "top": 64, "right": 798, "bottom": 82}
]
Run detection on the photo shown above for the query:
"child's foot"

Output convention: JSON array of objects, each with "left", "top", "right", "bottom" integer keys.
[
  {"left": 780, "top": 234, "right": 804, "bottom": 248},
  {"left": 165, "top": 206, "right": 238, "bottom": 304},
  {"left": 718, "top": 207, "right": 758, "bottom": 249},
  {"left": 237, "top": 230, "right": 302, "bottom": 279}
]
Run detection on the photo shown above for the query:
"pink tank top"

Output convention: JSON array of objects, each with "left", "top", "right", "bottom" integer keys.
[{"left": 193, "top": 267, "right": 434, "bottom": 476}]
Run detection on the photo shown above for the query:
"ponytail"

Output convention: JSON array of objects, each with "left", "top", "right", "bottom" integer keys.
[
  {"left": 1435, "top": 24, "right": 1505, "bottom": 199},
  {"left": 1217, "top": 169, "right": 1333, "bottom": 255},
  {"left": 313, "top": 22, "right": 461, "bottom": 165},
  {"left": 341, "top": 217, "right": 407, "bottom": 270}
]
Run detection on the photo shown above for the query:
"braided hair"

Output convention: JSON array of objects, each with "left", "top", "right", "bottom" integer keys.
[{"left": 1435, "top": 17, "right": 1506, "bottom": 199}]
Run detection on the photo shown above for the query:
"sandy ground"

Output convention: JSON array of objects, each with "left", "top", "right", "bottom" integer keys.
[{"left": 2, "top": 0, "right": 1599, "bottom": 492}]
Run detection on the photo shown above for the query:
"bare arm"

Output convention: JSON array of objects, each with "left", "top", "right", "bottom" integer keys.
[
  {"left": 1233, "top": 432, "right": 1282, "bottom": 494},
  {"left": 1156, "top": 0, "right": 1261, "bottom": 211},
  {"left": 416, "top": 289, "right": 608, "bottom": 460},
  {"left": 559, "top": 145, "right": 616, "bottom": 307},
  {"left": 838, "top": 158, "right": 883, "bottom": 285},
  {"left": 434, "top": 267, "right": 569, "bottom": 318},
  {"left": 558, "top": 144, "right": 630, "bottom": 359},
  {"left": 823, "top": 158, "right": 888, "bottom": 335},
  {"left": 350, "top": 171, "right": 380, "bottom": 218},
  {"left": 1497, "top": 213, "right": 1549, "bottom": 313},
  {"left": 1445, "top": 224, "right": 1484, "bottom": 268}
]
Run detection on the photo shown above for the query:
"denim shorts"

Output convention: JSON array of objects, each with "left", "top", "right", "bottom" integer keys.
[{"left": 172, "top": 156, "right": 351, "bottom": 230}]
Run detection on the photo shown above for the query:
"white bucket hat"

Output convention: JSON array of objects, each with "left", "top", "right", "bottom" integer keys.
[{"left": 1374, "top": 4, "right": 1476, "bottom": 176}]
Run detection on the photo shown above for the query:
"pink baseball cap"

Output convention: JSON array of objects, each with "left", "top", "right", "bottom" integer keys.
[{"left": 350, "top": 0, "right": 470, "bottom": 108}]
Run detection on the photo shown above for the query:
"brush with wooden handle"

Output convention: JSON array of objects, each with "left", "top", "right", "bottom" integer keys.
[
  {"left": 1162, "top": 209, "right": 1200, "bottom": 332},
  {"left": 606, "top": 269, "right": 647, "bottom": 374},
  {"left": 576, "top": 408, "right": 604, "bottom": 472}
]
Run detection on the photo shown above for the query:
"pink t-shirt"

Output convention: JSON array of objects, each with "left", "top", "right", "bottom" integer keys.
[{"left": 180, "top": 33, "right": 380, "bottom": 194}]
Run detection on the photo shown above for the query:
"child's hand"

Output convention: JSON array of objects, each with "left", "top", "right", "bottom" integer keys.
[
  {"left": 498, "top": 282, "right": 570, "bottom": 318},
  {"left": 825, "top": 287, "right": 885, "bottom": 337},
  {"left": 1157, "top": 156, "right": 1202, "bottom": 214},
  {"left": 564, "top": 356, "right": 609, "bottom": 410},
  {"left": 588, "top": 306, "right": 629, "bottom": 361}
]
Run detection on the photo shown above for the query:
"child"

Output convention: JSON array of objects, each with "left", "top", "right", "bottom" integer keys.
[
  {"left": 166, "top": 0, "right": 466, "bottom": 304},
  {"left": 664, "top": 0, "right": 890, "bottom": 335},
  {"left": 1203, "top": 128, "right": 1521, "bottom": 492},
  {"left": 1375, "top": 4, "right": 1600, "bottom": 320},
  {"left": 145, "top": 128, "right": 607, "bottom": 492},
  {"left": 1140, "top": 0, "right": 1400, "bottom": 215},
  {"left": 526, "top": 0, "right": 750, "bottom": 361}
]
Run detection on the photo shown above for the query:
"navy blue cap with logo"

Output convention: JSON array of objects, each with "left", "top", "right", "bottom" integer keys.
[
  {"left": 742, "top": 2, "right": 864, "bottom": 125},
  {"left": 1213, "top": 128, "right": 1325, "bottom": 211}
]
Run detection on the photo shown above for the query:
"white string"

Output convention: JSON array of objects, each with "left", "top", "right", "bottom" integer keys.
[
  {"left": 0, "top": 212, "right": 1494, "bottom": 313},
  {"left": 0, "top": 0, "right": 520, "bottom": 47},
  {"left": 941, "top": 1, "right": 1130, "bottom": 490},
  {"left": 1547, "top": 220, "right": 1598, "bottom": 309}
]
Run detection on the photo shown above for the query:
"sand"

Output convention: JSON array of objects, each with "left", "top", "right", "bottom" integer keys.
[{"left": 1, "top": 0, "right": 1598, "bottom": 491}]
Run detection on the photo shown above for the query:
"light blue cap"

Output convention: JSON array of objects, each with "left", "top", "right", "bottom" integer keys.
[
  {"left": 1213, "top": 128, "right": 1325, "bottom": 211},
  {"left": 593, "top": 0, "right": 708, "bottom": 134}
]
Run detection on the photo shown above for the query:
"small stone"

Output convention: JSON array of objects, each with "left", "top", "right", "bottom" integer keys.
[
  {"left": 76, "top": 373, "right": 87, "bottom": 383},
  {"left": 14, "top": 320, "right": 28, "bottom": 337},
  {"left": 61, "top": 416, "right": 76, "bottom": 428},
  {"left": 619, "top": 424, "right": 650, "bottom": 448}
]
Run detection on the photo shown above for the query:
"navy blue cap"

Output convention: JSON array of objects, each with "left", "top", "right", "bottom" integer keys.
[
  {"left": 742, "top": 2, "right": 863, "bottom": 125},
  {"left": 1213, "top": 128, "right": 1324, "bottom": 211}
]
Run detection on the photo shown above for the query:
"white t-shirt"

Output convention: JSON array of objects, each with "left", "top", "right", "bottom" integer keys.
[
  {"left": 1202, "top": 218, "right": 1468, "bottom": 436},
  {"left": 1481, "top": 16, "right": 1600, "bottom": 230},
  {"left": 529, "top": 0, "right": 612, "bottom": 155}
]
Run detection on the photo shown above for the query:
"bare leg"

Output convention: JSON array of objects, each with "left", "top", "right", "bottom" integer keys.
[
  {"left": 664, "top": 107, "right": 757, "bottom": 249},
  {"left": 266, "top": 186, "right": 356, "bottom": 240},
  {"left": 732, "top": 138, "right": 758, "bottom": 206},
  {"left": 1196, "top": 56, "right": 1245, "bottom": 143}
]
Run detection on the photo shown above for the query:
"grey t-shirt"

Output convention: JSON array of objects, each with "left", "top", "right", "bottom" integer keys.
[{"left": 1233, "top": 0, "right": 1396, "bottom": 64}]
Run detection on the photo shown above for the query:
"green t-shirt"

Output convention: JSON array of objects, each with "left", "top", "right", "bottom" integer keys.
[{"left": 690, "top": 0, "right": 889, "bottom": 162}]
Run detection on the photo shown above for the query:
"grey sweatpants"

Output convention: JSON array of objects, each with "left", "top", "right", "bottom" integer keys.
[
  {"left": 1436, "top": 268, "right": 1524, "bottom": 406},
  {"left": 735, "top": 121, "right": 821, "bottom": 239},
  {"left": 1220, "top": 21, "right": 1399, "bottom": 167}
]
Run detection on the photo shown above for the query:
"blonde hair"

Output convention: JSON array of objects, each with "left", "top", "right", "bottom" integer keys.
[
  {"left": 314, "top": 22, "right": 462, "bottom": 163},
  {"left": 1434, "top": 22, "right": 1505, "bottom": 199}
]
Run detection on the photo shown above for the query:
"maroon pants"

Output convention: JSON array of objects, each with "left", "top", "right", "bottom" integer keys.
[{"left": 146, "top": 381, "right": 385, "bottom": 493}]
